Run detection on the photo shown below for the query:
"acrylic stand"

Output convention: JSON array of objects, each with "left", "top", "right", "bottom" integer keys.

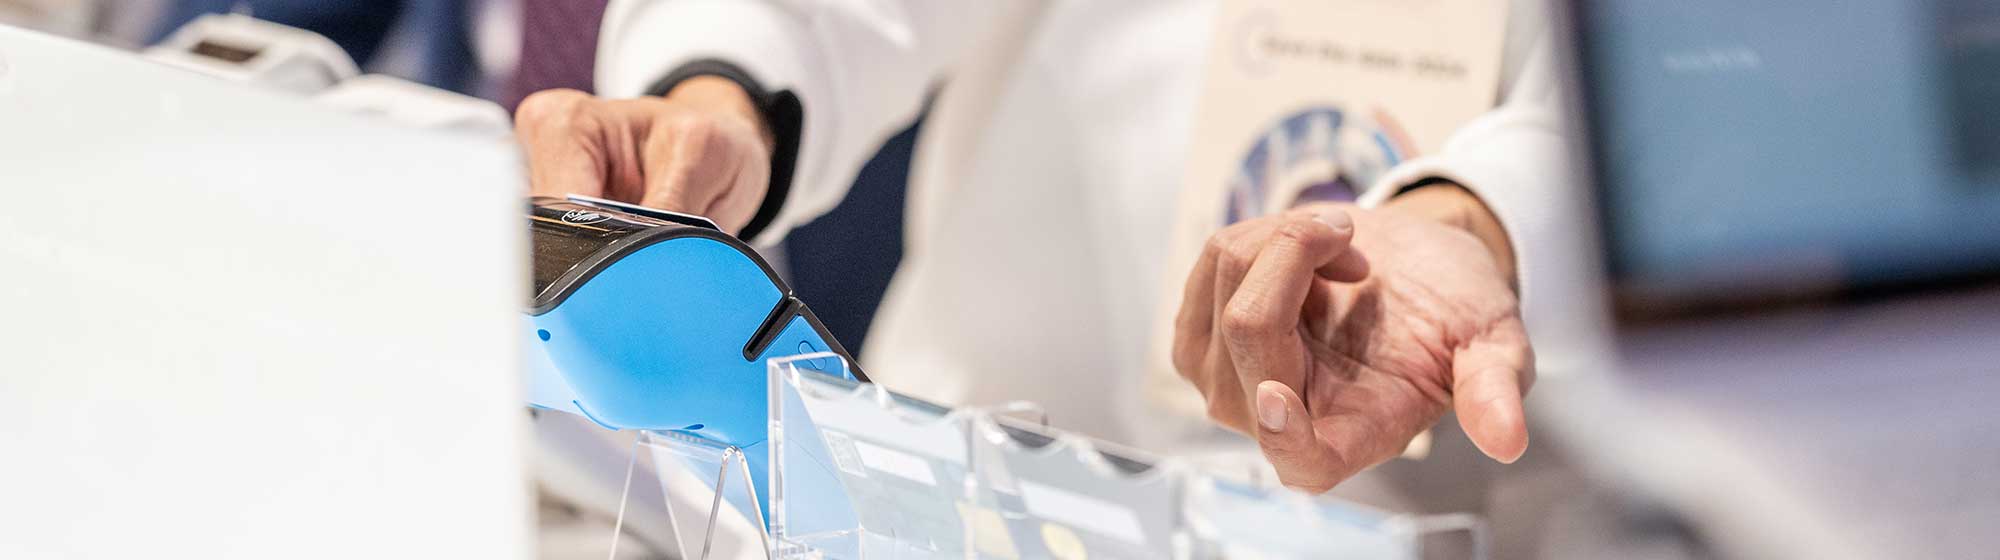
[
  {"left": 611, "top": 429, "right": 770, "bottom": 560},
  {"left": 609, "top": 352, "right": 1487, "bottom": 559}
]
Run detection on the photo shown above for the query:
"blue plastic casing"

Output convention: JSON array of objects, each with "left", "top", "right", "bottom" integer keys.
[{"left": 521, "top": 197, "right": 861, "bottom": 523}]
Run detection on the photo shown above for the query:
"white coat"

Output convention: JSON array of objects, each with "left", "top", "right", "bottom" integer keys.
[
  {"left": 593, "top": 0, "right": 1595, "bottom": 452},
  {"left": 540, "top": 1, "right": 1610, "bottom": 556}
]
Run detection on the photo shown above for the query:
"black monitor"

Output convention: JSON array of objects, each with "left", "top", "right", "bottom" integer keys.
[{"left": 1571, "top": 0, "right": 2000, "bottom": 320}]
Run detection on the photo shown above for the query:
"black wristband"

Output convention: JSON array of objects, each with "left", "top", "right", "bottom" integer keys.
[
  {"left": 645, "top": 59, "right": 804, "bottom": 241},
  {"left": 1392, "top": 176, "right": 1461, "bottom": 198}
]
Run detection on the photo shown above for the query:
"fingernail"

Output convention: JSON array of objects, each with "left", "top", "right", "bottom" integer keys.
[
  {"left": 1315, "top": 210, "right": 1352, "bottom": 234},
  {"left": 1256, "top": 382, "right": 1288, "bottom": 432}
]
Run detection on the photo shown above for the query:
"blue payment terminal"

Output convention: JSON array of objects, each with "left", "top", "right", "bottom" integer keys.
[{"left": 521, "top": 195, "right": 865, "bottom": 520}]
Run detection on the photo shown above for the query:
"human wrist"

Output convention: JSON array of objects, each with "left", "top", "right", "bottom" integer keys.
[
  {"left": 663, "top": 75, "right": 776, "bottom": 151},
  {"left": 1384, "top": 182, "right": 1518, "bottom": 287}
]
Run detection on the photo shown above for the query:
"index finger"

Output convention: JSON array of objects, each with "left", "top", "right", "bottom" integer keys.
[
  {"left": 514, "top": 89, "right": 611, "bottom": 199},
  {"left": 1220, "top": 213, "right": 1356, "bottom": 393}
]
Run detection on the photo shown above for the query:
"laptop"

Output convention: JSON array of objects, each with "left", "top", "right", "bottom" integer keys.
[
  {"left": 1560, "top": 1, "right": 2000, "bottom": 558},
  {"left": 0, "top": 26, "right": 530, "bottom": 558}
]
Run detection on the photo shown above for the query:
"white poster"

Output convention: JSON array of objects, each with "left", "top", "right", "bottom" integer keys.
[{"left": 1147, "top": 0, "right": 1509, "bottom": 419}]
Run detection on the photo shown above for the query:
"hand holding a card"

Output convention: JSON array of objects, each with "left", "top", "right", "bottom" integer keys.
[
  {"left": 1170, "top": 184, "right": 1532, "bottom": 493},
  {"left": 513, "top": 77, "right": 775, "bottom": 233}
]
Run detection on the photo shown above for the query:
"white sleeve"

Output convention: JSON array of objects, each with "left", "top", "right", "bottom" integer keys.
[
  {"left": 1357, "top": 2, "right": 1591, "bottom": 347},
  {"left": 595, "top": 0, "right": 1001, "bottom": 244}
]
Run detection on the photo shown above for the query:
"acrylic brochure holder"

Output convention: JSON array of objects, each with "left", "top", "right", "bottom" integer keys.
[{"left": 610, "top": 352, "right": 1486, "bottom": 559}]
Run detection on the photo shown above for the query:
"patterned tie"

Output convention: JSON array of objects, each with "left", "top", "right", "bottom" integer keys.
[{"left": 506, "top": 0, "right": 612, "bottom": 113}]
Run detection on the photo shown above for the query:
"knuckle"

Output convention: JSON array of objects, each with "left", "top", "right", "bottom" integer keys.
[
  {"left": 1224, "top": 235, "right": 1261, "bottom": 261},
  {"left": 1220, "top": 300, "right": 1280, "bottom": 340},
  {"left": 1272, "top": 219, "right": 1330, "bottom": 252},
  {"left": 1207, "top": 227, "right": 1254, "bottom": 264},
  {"left": 1221, "top": 236, "right": 1266, "bottom": 273},
  {"left": 663, "top": 113, "right": 724, "bottom": 145},
  {"left": 514, "top": 89, "right": 591, "bottom": 129},
  {"left": 1215, "top": 248, "right": 1254, "bottom": 282},
  {"left": 1219, "top": 306, "right": 1254, "bottom": 337},
  {"left": 656, "top": 114, "right": 755, "bottom": 164},
  {"left": 1200, "top": 235, "right": 1229, "bottom": 262}
]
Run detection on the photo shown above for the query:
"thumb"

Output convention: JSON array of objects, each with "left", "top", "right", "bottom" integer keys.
[
  {"left": 1451, "top": 319, "right": 1535, "bottom": 464},
  {"left": 1252, "top": 380, "right": 1352, "bottom": 494},
  {"left": 637, "top": 120, "right": 726, "bottom": 214},
  {"left": 637, "top": 115, "right": 768, "bottom": 232}
]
